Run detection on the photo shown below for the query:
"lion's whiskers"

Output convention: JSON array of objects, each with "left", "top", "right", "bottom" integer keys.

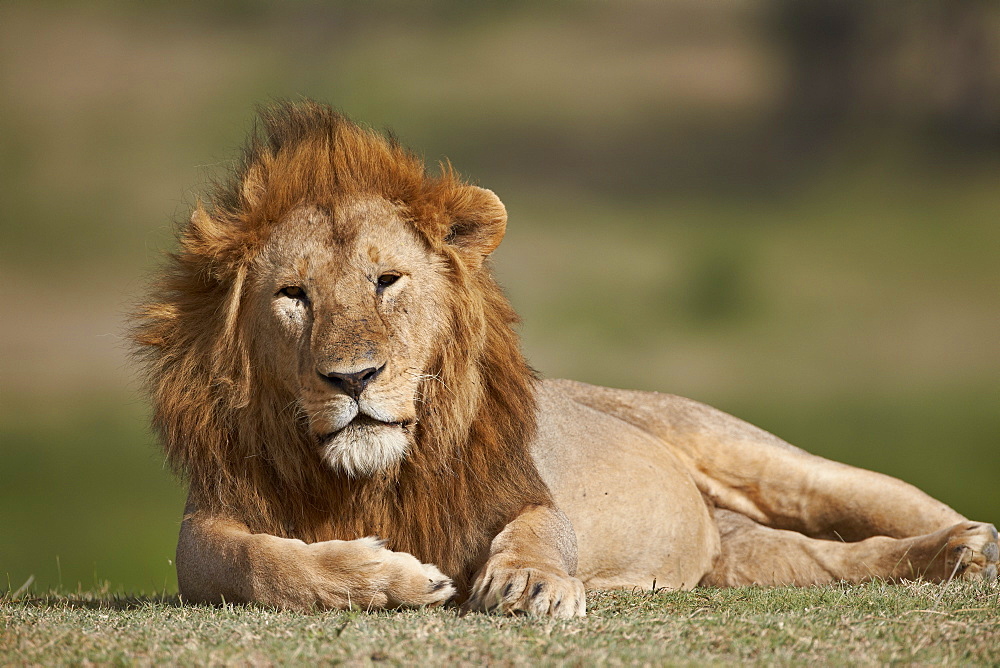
[{"left": 405, "top": 369, "right": 450, "bottom": 402}]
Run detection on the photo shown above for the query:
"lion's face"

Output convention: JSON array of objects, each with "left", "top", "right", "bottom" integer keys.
[{"left": 251, "top": 197, "right": 450, "bottom": 476}]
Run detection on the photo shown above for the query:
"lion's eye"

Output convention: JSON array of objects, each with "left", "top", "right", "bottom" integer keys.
[
  {"left": 278, "top": 285, "right": 307, "bottom": 300},
  {"left": 376, "top": 273, "right": 401, "bottom": 290}
]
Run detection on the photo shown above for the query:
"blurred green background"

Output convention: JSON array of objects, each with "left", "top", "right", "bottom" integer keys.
[{"left": 2, "top": 1, "right": 998, "bottom": 595}]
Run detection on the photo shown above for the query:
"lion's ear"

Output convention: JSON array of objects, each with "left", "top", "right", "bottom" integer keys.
[{"left": 445, "top": 186, "right": 507, "bottom": 268}]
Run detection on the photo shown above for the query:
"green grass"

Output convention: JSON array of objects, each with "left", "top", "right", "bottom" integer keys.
[{"left": 3, "top": 581, "right": 998, "bottom": 664}]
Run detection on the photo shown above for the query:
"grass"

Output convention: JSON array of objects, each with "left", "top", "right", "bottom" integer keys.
[{"left": 3, "top": 581, "right": 998, "bottom": 664}]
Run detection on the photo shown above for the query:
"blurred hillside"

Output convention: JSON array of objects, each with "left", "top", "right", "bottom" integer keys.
[{"left": 1, "top": 1, "right": 998, "bottom": 594}]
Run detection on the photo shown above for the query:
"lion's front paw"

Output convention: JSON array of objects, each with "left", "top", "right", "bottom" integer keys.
[
  {"left": 946, "top": 522, "right": 999, "bottom": 581},
  {"left": 311, "top": 537, "right": 455, "bottom": 610},
  {"left": 465, "top": 560, "right": 586, "bottom": 618},
  {"left": 375, "top": 542, "right": 457, "bottom": 608}
]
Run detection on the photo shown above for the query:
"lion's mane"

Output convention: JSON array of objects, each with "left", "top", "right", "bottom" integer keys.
[{"left": 133, "top": 101, "right": 551, "bottom": 590}]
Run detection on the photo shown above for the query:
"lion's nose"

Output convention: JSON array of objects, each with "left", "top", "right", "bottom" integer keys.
[{"left": 318, "top": 365, "right": 385, "bottom": 401}]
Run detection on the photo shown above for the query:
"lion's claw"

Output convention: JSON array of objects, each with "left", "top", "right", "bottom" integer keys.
[
  {"left": 466, "top": 564, "right": 586, "bottom": 618},
  {"left": 429, "top": 578, "right": 451, "bottom": 593}
]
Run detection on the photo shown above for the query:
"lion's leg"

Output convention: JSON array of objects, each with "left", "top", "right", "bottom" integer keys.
[
  {"left": 177, "top": 501, "right": 455, "bottom": 611},
  {"left": 701, "top": 510, "right": 999, "bottom": 587},
  {"left": 686, "top": 438, "right": 967, "bottom": 542},
  {"left": 464, "top": 504, "right": 587, "bottom": 618},
  {"left": 554, "top": 381, "right": 967, "bottom": 541}
]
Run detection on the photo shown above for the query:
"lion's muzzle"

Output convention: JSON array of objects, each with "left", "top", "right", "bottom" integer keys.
[{"left": 319, "top": 414, "right": 412, "bottom": 475}]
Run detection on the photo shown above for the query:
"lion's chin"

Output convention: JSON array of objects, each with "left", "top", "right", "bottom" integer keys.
[{"left": 319, "top": 416, "right": 410, "bottom": 477}]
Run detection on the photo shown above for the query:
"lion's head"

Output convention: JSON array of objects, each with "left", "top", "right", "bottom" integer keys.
[
  {"left": 251, "top": 195, "right": 470, "bottom": 476},
  {"left": 134, "top": 102, "right": 550, "bottom": 581}
]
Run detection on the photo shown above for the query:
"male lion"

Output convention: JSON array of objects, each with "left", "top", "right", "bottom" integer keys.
[{"left": 134, "top": 101, "right": 997, "bottom": 618}]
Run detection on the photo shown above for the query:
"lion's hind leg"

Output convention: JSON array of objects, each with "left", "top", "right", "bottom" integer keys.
[
  {"left": 551, "top": 381, "right": 969, "bottom": 542},
  {"left": 701, "top": 510, "right": 999, "bottom": 587}
]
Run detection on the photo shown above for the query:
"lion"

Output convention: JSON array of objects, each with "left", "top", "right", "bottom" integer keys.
[{"left": 133, "top": 101, "right": 998, "bottom": 618}]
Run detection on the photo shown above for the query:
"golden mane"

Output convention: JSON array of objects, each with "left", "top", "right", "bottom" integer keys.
[{"left": 133, "top": 101, "right": 550, "bottom": 592}]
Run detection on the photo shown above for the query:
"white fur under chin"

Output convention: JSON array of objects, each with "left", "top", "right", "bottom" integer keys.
[{"left": 321, "top": 421, "right": 410, "bottom": 476}]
